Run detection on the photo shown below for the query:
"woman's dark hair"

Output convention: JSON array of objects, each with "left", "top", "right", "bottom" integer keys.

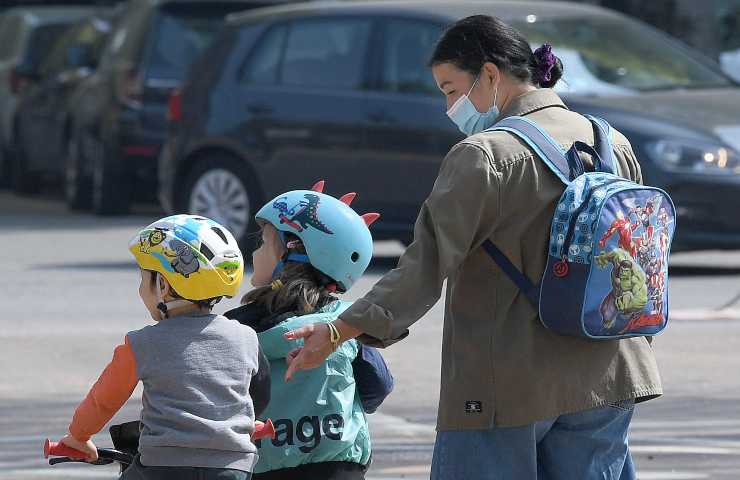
[
  {"left": 241, "top": 232, "right": 337, "bottom": 315},
  {"left": 429, "top": 15, "right": 563, "bottom": 89}
]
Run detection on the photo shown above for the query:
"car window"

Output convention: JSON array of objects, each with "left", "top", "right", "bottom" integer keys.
[
  {"left": 280, "top": 18, "right": 371, "bottom": 89},
  {"left": 516, "top": 16, "right": 731, "bottom": 95},
  {"left": 242, "top": 24, "right": 287, "bottom": 85},
  {"left": 75, "top": 19, "right": 112, "bottom": 60},
  {"left": 0, "top": 16, "right": 23, "bottom": 61},
  {"left": 145, "top": 5, "right": 244, "bottom": 81},
  {"left": 40, "top": 19, "right": 111, "bottom": 76},
  {"left": 23, "top": 23, "right": 70, "bottom": 70},
  {"left": 380, "top": 20, "right": 442, "bottom": 96},
  {"left": 39, "top": 26, "right": 75, "bottom": 76}
]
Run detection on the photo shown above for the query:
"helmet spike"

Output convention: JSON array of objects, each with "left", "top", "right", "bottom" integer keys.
[
  {"left": 311, "top": 180, "right": 325, "bottom": 193},
  {"left": 339, "top": 192, "right": 357, "bottom": 206},
  {"left": 361, "top": 213, "right": 380, "bottom": 227}
]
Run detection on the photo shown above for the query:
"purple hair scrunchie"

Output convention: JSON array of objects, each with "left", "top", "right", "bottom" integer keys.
[{"left": 534, "top": 43, "right": 557, "bottom": 84}]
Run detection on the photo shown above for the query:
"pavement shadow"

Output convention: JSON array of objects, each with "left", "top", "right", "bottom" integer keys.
[{"left": 668, "top": 265, "right": 740, "bottom": 277}]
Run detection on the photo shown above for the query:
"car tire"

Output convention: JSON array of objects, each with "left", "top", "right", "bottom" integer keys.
[
  {"left": 10, "top": 125, "right": 40, "bottom": 194},
  {"left": 92, "top": 138, "right": 131, "bottom": 215},
  {"left": 180, "top": 153, "right": 260, "bottom": 257},
  {"left": 64, "top": 133, "right": 93, "bottom": 210}
]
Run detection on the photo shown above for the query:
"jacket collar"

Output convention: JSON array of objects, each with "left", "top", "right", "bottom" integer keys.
[{"left": 497, "top": 88, "right": 568, "bottom": 120}]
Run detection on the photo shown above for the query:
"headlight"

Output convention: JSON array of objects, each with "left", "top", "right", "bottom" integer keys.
[{"left": 646, "top": 140, "right": 740, "bottom": 175}]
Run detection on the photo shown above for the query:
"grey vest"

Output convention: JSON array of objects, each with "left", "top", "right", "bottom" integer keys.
[{"left": 127, "top": 313, "right": 259, "bottom": 471}]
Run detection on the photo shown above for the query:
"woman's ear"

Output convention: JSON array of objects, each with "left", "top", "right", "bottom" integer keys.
[{"left": 482, "top": 61, "right": 500, "bottom": 88}]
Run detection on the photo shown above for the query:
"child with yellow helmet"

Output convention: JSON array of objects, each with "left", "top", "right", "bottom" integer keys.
[{"left": 55, "top": 214, "right": 270, "bottom": 480}]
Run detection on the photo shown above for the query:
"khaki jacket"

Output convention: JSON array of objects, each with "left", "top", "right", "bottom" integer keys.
[{"left": 340, "top": 89, "right": 662, "bottom": 430}]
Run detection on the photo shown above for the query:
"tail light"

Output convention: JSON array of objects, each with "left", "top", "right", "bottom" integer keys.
[
  {"left": 167, "top": 89, "right": 182, "bottom": 123},
  {"left": 10, "top": 68, "right": 32, "bottom": 95},
  {"left": 116, "top": 65, "right": 143, "bottom": 109}
]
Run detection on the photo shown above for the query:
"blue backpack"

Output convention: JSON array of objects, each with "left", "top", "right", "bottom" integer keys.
[{"left": 483, "top": 116, "right": 676, "bottom": 340}]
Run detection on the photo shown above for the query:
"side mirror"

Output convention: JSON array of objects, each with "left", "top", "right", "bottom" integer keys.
[{"left": 66, "top": 44, "right": 96, "bottom": 69}]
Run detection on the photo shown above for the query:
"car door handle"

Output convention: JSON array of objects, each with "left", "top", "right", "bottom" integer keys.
[
  {"left": 367, "top": 110, "right": 395, "bottom": 124},
  {"left": 247, "top": 103, "right": 274, "bottom": 115}
]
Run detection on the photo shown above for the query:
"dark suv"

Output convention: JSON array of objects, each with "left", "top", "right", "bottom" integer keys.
[
  {"left": 67, "top": 0, "right": 286, "bottom": 214},
  {"left": 161, "top": 1, "right": 740, "bottom": 252}
]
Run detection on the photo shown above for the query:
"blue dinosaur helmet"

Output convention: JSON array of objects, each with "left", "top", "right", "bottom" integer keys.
[{"left": 255, "top": 181, "right": 380, "bottom": 292}]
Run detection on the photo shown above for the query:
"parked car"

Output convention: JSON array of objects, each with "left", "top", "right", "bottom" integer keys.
[
  {"left": 65, "top": 0, "right": 295, "bottom": 215},
  {"left": 0, "top": 5, "right": 99, "bottom": 190},
  {"left": 12, "top": 9, "right": 116, "bottom": 199},
  {"left": 160, "top": 0, "right": 740, "bottom": 253}
]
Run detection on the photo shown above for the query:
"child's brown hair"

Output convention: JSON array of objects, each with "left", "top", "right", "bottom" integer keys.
[{"left": 241, "top": 232, "right": 336, "bottom": 314}]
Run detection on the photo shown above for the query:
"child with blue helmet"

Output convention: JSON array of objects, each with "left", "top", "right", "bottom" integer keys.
[{"left": 225, "top": 181, "right": 393, "bottom": 480}]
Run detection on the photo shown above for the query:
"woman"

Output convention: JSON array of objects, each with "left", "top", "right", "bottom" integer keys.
[{"left": 284, "top": 15, "right": 661, "bottom": 479}]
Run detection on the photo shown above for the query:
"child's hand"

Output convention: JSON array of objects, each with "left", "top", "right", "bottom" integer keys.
[{"left": 60, "top": 434, "right": 98, "bottom": 462}]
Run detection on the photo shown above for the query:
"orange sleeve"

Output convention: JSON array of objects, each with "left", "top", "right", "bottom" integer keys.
[{"left": 69, "top": 336, "right": 139, "bottom": 442}]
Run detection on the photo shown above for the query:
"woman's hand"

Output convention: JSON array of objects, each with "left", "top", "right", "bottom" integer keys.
[
  {"left": 284, "top": 323, "right": 334, "bottom": 381},
  {"left": 60, "top": 433, "right": 98, "bottom": 462},
  {"left": 283, "top": 320, "right": 363, "bottom": 381}
]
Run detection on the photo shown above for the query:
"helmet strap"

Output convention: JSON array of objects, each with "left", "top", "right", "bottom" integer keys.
[
  {"left": 154, "top": 272, "right": 199, "bottom": 319},
  {"left": 271, "top": 252, "right": 311, "bottom": 279}
]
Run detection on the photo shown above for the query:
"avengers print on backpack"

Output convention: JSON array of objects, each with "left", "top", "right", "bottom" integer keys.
[{"left": 483, "top": 115, "right": 676, "bottom": 340}]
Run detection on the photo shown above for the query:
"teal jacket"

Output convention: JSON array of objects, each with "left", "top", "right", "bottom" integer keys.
[{"left": 254, "top": 301, "right": 371, "bottom": 473}]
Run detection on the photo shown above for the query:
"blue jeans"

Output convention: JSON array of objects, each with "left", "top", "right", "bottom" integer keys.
[{"left": 431, "top": 400, "right": 637, "bottom": 480}]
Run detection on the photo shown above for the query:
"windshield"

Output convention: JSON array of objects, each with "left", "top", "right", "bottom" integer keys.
[{"left": 514, "top": 16, "right": 732, "bottom": 96}]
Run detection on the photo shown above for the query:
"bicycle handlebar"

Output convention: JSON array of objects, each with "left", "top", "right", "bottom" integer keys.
[
  {"left": 254, "top": 419, "right": 276, "bottom": 441},
  {"left": 44, "top": 439, "right": 86, "bottom": 459},
  {"left": 44, "top": 439, "right": 134, "bottom": 466},
  {"left": 44, "top": 419, "right": 276, "bottom": 466}
]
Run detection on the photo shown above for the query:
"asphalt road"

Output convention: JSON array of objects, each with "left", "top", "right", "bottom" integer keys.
[{"left": 2, "top": 192, "right": 740, "bottom": 479}]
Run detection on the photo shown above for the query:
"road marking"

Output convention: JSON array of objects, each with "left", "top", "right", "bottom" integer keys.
[
  {"left": 633, "top": 419, "right": 740, "bottom": 428},
  {"left": 632, "top": 444, "right": 740, "bottom": 455},
  {"left": 637, "top": 472, "right": 709, "bottom": 479},
  {"left": 0, "top": 435, "right": 44, "bottom": 444},
  {"left": 669, "top": 308, "right": 740, "bottom": 321}
]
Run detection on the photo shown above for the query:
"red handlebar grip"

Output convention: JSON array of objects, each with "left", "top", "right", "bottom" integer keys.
[
  {"left": 44, "top": 438, "right": 87, "bottom": 459},
  {"left": 252, "top": 419, "right": 276, "bottom": 440}
]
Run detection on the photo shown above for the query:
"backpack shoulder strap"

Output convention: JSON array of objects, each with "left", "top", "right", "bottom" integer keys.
[
  {"left": 481, "top": 240, "right": 539, "bottom": 308},
  {"left": 584, "top": 115, "right": 617, "bottom": 175},
  {"left": 485, "top": 116, "right": 572, "bottom": 185}
]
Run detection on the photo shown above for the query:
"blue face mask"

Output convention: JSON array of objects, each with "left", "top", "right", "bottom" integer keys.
[{"left": 446, "top": 75, "right": 499, "bottom": 136}]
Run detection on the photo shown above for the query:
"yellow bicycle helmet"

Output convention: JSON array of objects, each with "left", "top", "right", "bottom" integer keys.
[{"left": 129, "top": 215, "right": 244, "bottom": 304}]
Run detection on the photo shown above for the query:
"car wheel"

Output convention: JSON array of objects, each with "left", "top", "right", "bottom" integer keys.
[
  {"left": 10, "top": 129, "right": 39, "bottom": 195},
  {"left": 65, "top": 133, "right": 92, "bottom": 210},
  {"left": 181, "top": 153, "right": 260, "bottom": 256},
  {"left": 92, "top": 138, "right": 131, "bottom": 215}
]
